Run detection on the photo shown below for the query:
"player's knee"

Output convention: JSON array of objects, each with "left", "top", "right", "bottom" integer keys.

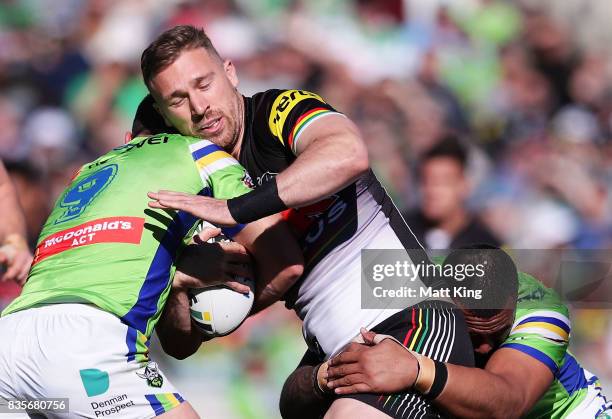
[
  {"left": 157, "top": 401, "right": 200, "bottom": 419},
  {"left": 324, "top": 398, "right": 391, "bottom": 419}
]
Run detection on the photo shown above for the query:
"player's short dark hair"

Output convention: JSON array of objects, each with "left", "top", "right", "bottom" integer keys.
[
  {"left": 141, "top": 25, "right": 221, "bottom": 89},
  {"left": 443, "top": 245, "right": 519, "bottom": 318},
  {"left": 131, "top": 94, "right": 176, "bottom": 136},
  {"left": 3, "top": 159, "right": 43, "bottom": 184},
  {"left": 421, "top": 135, "right": 467, "bottom": 170}
]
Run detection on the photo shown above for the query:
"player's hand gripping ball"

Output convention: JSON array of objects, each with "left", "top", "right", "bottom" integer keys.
[{"left": 188, "top": 222, "right": 255, "bottom": 337}]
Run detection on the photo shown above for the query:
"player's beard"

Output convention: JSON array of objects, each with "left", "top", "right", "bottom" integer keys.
[
  {"left": 197, "top": 95, "right": 243, "bottom": 152},
  {"left": 194, "top": 111, "right": 229, "bottom": 145}
]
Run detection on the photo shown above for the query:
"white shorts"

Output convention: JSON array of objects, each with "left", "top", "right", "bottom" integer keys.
[
  {"left": 567, "top": 369, "right": 612, "bottom": 419},
  {"left": 0, "top": 304, "right": 184, "bottom": 419}
]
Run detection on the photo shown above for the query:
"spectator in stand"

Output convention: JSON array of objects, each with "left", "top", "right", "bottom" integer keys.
[{"left": 403, "top": 136, "right": 501, "bottom": 249}]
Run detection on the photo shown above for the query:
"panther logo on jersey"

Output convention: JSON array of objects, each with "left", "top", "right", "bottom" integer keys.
[{"left": 241, "top": 171, "right": 255, "bottom": 189}]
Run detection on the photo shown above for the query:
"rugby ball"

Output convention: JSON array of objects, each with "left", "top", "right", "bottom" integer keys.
[{"left": 188, "top": 276, "right": 255, "bottom": 337}]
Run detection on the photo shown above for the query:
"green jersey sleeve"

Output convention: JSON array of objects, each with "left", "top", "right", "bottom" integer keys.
[
  {"left": 188, "top": 139, "right": 254, "bottom": 237},
  {"left": 500, "top": 272, "right": 570, "bottom": 374}
]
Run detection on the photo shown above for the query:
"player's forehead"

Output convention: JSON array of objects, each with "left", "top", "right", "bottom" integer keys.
[
  {"left": 463, "top": 308, "right": 514, "bottom": 336},
  {"left": 467, "top": 324, "right": 509, "bottom": 339},
  {"left": 421, "top": 157, "right": 463, "bottom": 178},
  {"left": 150, "top": 48, "right": 221, "bottom": 95}
]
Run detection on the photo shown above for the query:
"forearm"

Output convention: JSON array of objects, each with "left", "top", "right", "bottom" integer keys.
[
  {"left": 236, "top": 217, "right": 303, "bottom": 314},
  {"left": 435, "top": 364, "right": 524, "bottom": 419},
  {"left": 276, "top": 125, "right": 368, "bottom": 208},
  {"left": 251, "top": 255, "right": 302, "bottom": 313},
  {"left": 279, "top": 365, "right": 331, "bottom": 419},
  {"left": 150, "top": 118, "right": 369, "bottom": 227},
  {"left": 0, "top": 164, "right": 27, "bottom": 243},
  {"left": 251, "top": 274, "right": 296, "bottom": 314},
  {"left": 156, "top": 287, "right": 204, "bottom": 360}
]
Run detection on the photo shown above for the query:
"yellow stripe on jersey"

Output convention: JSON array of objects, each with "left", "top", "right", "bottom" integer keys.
[
  {"left": 268, "top": 90, "right": 326, "bottom": 145},
  {"left": 137, "top": 332, "right": 147, "bottom": 346},
  {"left": 408, "top": 308, "right": 424, "bottom": 351},
  {"left": 134, "top": 331, "right": 149, "bottom": 363},
  {"left": 195, "top": 150, "right": 231, "bottom": 171},
  {"left": 514, "top": 322, "right": 569, "bottom": 341}
]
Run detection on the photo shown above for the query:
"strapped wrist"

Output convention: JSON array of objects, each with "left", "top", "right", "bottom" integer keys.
[
  {"left": 3, "top": 234, "right": 28, "bottom": 251},
  {"left": 412, "top": 354, "right": 448, "bottom": 400},
  {"left": 227, "top": 178, "right": 287, "bottom": 224},
  {"left": 424, "top": 361, "right": 448, "bottom": 400},
  {"left": 312, "top": 362, "right": 332, "bottom": 398},
  {"left": 412, "top": 353, "right": 436, "bottom": 394}
]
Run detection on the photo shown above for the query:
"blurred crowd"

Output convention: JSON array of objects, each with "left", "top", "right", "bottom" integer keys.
[{"left": 1, "top": 0, "right": 612, "bottom": 417}]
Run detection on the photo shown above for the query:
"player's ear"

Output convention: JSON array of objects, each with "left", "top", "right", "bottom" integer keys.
[
  {"left": 124, "top": 131, "right": 133, "bottom": 143},
  {"left": 223, "top": 59, "right": 239, "bottom": 88}
]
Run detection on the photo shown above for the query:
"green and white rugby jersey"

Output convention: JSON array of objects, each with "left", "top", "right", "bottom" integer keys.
[
  {"left": 2, "top": 134, "right": 252, "bottom": 340},
  {"left": 503, "top": 272, "right": 607, "bottom": 418}
]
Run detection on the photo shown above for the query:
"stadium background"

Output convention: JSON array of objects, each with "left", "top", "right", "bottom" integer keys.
[{"left": 1, "top": 0, "right": 612, "bottom": 417}]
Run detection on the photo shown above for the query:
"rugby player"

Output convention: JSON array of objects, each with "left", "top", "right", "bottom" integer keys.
[
  {"left": 0, "top": 105, "right": 303, "bottom": 418},
  {"left": 0, "top": 160, "right": 33, "bottom": 285},
  {"left": 137, "top": 25, "right": 474, "bottom": 417},
  {"left": 311, "top": 248, "right": 612, "bottom": 418}
]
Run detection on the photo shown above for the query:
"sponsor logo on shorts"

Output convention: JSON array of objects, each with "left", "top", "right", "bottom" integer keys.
[
  {"left": 90, "top": 394, "right": 135, "bottom": 417},
  {"left": 136, "top": 362, "right": 164, "bottom": 388},
  {"left": 34, "top": 216, "right": 145, "bottom": 265},
  {"left": 80, "top": 369, "right": 110, "bottom": 397}
]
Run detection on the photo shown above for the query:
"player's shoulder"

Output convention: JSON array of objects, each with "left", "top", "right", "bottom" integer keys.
[
  {"left": 511, "top": 272, "right": 570, "bottom": 339},
  {"left": 130, "top": 133, "right": 225, "bottom": 155},
  {"left": 251, "top": 88, "right": 337, "bottom": 148},
  {"left": 114, "top": 134, "right": 231, "bottom": 170},
  {"left": 112, "top": 133, "right": 189, "bottom": 152},
  {"left": 251, "top": 89, "right": 329, "bottom": 119},
  {"left": 516, "top": 272, "right": 567, "bottom": 315},
  {"left": 186, "top": 137, "right": 232, "bottom": 166}
]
